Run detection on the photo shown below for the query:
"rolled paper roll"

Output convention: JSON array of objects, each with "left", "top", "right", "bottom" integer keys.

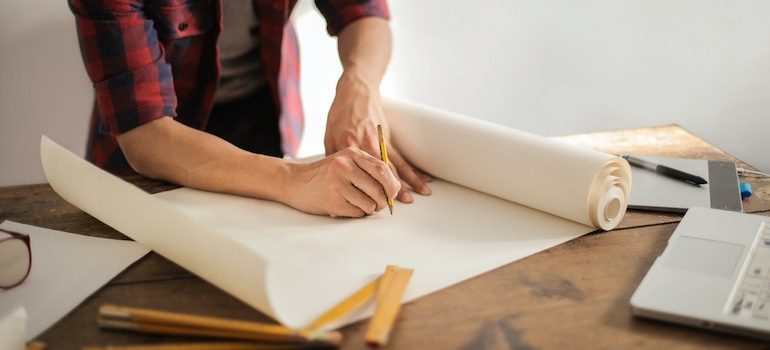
[{"left": 384, "top": 99, "right": 631, "bottom": 230}]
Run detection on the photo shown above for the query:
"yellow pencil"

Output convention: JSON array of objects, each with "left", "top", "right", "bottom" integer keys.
[
  {"left": 377, "top": 124, "right": 394, "bottom": 215},
  {"left": 97, "top": 305, "right": 341, "bottom": 345}
]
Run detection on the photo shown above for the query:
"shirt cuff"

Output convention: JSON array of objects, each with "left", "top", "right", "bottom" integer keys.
[
  {"left": 319, "top": 0, "right": 390, "bottom": 36},
  {"left": 93, "top": 61, "right": 177, "bottom": 135}
]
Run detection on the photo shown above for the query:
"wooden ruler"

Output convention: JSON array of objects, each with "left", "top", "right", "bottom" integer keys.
[
  {"left": 301, "top": 265, "right": 414, "bottom": 346},
  {"left": 365, "top": 265, "right": 414, "bottom": 345}
]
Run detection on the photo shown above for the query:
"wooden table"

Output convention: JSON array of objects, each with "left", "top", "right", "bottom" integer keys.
[{"left": 2, "top": 125, "right": 769, "bottom": 349}]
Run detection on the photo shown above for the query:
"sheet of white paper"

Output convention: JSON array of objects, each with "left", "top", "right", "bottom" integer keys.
[
  {"left": 0, "top": 307, "right": 26, "bottom": 350},
  {"left": 0, "top": 221, "right": 149, "bottom": 340},
  {"left": 40, "top": 99, "right": 632, "bottom": 330},
  {"left": 155, "top": 179, "right": 592, "bottom": 328}
]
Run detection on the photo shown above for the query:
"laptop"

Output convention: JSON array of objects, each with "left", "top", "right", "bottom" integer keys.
[{"left": 631, "top": 207, "right": 770, "bottom": 339}]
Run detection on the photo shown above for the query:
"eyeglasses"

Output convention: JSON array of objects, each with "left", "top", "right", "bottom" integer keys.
[{"left": 0, "top": 228, "right": 31, "bottom": 289}]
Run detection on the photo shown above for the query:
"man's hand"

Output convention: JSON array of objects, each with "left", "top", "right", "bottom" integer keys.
[
  {"left": 284, "top": 147, "right": 401, "bottom": 217},
  {"left": 324, "top": 17, "right": 431, "bottom": 204},
  {"left": 324, "top": 73, "right": 431, "bottom": 203},
  {"left": 118, "top": 118, "right": 399, "bottom": 219}
]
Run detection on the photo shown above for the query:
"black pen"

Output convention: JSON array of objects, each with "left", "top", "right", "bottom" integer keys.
[{"left": 622, "top": 155, "right": 708, "bottom": 185}]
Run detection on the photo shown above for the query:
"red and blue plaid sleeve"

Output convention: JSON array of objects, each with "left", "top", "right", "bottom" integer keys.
[
  {"left": 314, "top": 0, "right": 390, "bottom": 36},
  {"left": 68, "top": 0, "right": 177, "bottom": 136}
]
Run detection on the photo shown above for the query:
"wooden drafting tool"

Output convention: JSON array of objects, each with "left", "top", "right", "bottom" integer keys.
[
  {"left": 365, "top": 265, "right": 414, "bottom": 346},
  {"left": 97, "top": 305, "right": 340, "bottom": 345},
  {"left": 82, "top": 343, "right": 316, "bottom": 350},
  {"left": 301, "top": 276, "right": 382, "bottom": 338},
  {"left": 301, "top": 265, "right": 413, "bottom": 346}
]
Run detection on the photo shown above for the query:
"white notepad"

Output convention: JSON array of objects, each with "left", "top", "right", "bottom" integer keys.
[{"left": 628, "top": 156, "right": 742, "bottom": 213}]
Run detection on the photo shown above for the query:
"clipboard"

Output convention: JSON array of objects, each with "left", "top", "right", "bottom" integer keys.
[{"left": 627, "top": 155, "right": 743, "bottom": 213}]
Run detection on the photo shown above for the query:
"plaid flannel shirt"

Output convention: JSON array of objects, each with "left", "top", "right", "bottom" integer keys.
[{"left": 68, "top": 0, "right": 389, "bottom": 175}]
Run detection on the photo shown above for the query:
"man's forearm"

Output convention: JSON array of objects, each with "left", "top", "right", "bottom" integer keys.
[
  {"left": 116, "top": 117, "right": 290, "bottom": 202},
  {"left": 337, "top": 17, "right": 392, "bottom": 88},
  {"left": 116, "top": 117, "right": 401, "bottom": 218}
]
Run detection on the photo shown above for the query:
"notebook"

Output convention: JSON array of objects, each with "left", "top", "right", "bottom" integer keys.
[{"left": 627, "top": 156, "right": 742, "bottom": 213}]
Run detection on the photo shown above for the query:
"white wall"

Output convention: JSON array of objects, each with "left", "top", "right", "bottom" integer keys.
[
  {"left": 297, "top": 0, "right": 770, "bottom": 170},
  {"left": 2, "top": 0, "right": 769, "bottom": 186},
  {"left": 381, "top": 0, "right": 770, "bottom": 170},
  {"left": 294, "top": 1, "right": 341, "bottom": 158},
  {"left": 0, "top": 0, "right": 92, "bottom": 187}
]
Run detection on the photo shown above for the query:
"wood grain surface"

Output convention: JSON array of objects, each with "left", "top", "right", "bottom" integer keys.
[{"left": 2, "top": 125, "right": 768, "bottom": 349}]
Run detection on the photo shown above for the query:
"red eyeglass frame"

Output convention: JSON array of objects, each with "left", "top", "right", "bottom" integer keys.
[{"left": 0, "top": 228, "right": 32, "bottom": 289}]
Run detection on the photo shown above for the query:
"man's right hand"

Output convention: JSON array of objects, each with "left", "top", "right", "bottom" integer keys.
[
  {"left": 283, "top": 147, "right": 401, "bottom": 218},
  {"left": 118, "top": 118, "right": 399, "bottom": 218}
]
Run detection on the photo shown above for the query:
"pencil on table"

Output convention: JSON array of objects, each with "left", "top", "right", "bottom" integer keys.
[
  {"left": 97, "top": 305, "right": 341, "bottom": 345},
  {"left": 82, "top": 342, "right": 326, "bottom": 350}
]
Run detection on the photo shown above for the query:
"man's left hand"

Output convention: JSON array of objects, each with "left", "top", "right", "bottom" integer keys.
[{"left": 325, "top": 73, "right": 431, "bottom": 203}]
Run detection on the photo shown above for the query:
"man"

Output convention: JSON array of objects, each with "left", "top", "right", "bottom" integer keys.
[{"left": 68, "top": 0, "right": 431, "bottom": 217}]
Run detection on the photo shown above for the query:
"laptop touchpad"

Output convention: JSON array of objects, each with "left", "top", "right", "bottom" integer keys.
[{"left": 662, "top": 236, "right": 744, "bottom": 278}]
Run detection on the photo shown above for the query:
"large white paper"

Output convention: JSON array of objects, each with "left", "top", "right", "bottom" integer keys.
[
  {"left": 154, "top": 179, "right": 591, "bottom": 328},
  {"left": 385, "top": 99, "right": 631, "bottom": 230},
  {"left": 40, "top": 99, "right": 631, "bottom": 329},
  {"left": 0, "top": 221, "right": 149, "bottom": 340}
]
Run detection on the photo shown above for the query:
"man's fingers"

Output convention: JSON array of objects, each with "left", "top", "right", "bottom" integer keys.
[
  {"left": 388, "top": 150, "right": 431, "bottom": 196},
  {"left": 380, "top": 155, "right": 413, "bottom": 203},
  {"left": 396, "top": 184, "right": 414, "bottom": 203},
  {"left": 336, "top": 203, "right": 366, "bottom": 218},
  {"left": 404, "top": 164, "right": 433, "bottom": 184},
  {"left": 349, "top": 169, "right": 388, "bottom": 211},
  {"left": 349, "top": 148, "right": 400, "bottom": 200},
  {"left": 414, "top": 167, "right": 433, "bottom": 183},
  {"left": 328, "top": 195, "right": 367, "bottom": 218},
  {"left": 341, "top": 185, "right": 377, "bottom": 216}
]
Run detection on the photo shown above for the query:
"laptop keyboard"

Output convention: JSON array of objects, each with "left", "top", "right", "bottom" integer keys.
[{"left": 728, "top": 221, "right": 770, "bottom": 319}]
